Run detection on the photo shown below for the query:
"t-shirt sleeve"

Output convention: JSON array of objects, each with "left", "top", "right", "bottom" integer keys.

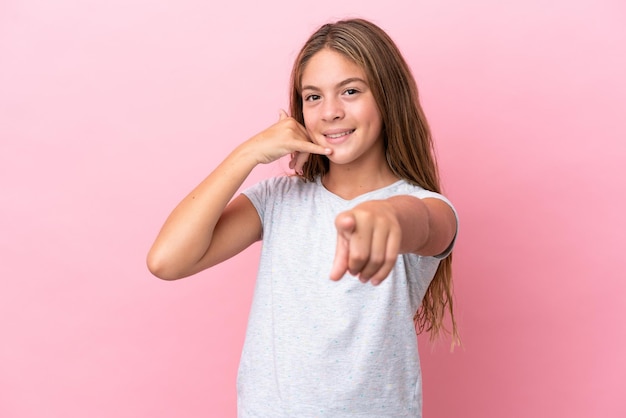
[
  {"left": 407, "top": 189, "right": 458, "bottom": 260},
  {"left": 241, "top": 180, "right": 269, "bottom": 229},
  {"left": 241, "top": 178, "right": 273, "bottom": 229}
]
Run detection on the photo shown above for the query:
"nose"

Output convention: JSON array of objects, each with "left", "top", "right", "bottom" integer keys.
[{"left": 321, "top": 97, "right": 345, "bottom": 122}]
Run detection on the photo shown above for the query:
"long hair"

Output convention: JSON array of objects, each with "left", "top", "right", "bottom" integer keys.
[{"left": 289, "top": 18, "right": 459, "bottom": 345}]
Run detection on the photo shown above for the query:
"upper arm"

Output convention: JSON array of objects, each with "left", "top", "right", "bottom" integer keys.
[
  {"left": 419, "top": 197, "right": 457, "bottom": 257},
  {"left": 188, "top": 193, "right": 262, "bottom": 275}
]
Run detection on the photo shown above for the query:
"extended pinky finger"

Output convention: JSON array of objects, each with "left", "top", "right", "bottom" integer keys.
[
  {"left": 289, "top": 152, "right": 298, "bottom": 170},
  {"left": 292, "top": 150, "right": 312, "bottom": 175}
]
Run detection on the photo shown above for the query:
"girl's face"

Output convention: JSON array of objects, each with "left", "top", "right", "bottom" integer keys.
[{"left": 301, "top": 48, "right": 384, "bottom": 168}]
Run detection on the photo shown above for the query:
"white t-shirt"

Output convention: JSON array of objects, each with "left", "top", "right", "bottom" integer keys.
[{"left": 239, "top": 175, "right": 456, "bottom": 418}]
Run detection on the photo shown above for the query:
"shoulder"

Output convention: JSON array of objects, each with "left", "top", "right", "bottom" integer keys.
[
  {"left": 244, "top": 175, "right": 314, "bottom": 195},
  {"left": 386, "top": 180, "right": 452, "bottom": 203},
  {"left": 242, "top": 176, "right": 328, "bottom": 230},
  {"left": 242, "top": 175, "right": 321, "bottom": 206}
]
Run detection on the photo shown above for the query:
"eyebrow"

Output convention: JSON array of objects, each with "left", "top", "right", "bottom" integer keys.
[{"left": 301, "top": 77, "right": 368, "bottom": 92}]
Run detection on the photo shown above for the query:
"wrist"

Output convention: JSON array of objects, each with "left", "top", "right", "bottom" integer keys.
[{"left": 231, "top": 140, "right": 264, "bottom": 168}]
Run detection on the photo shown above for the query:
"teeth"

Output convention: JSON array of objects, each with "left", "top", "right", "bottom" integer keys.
[{"left": 326, "top": 130, "right": 354, "bottom": 139}]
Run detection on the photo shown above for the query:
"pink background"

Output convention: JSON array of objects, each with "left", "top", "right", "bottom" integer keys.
[{"left": 1, "top": 0, "right": 625, "bottom": 417}]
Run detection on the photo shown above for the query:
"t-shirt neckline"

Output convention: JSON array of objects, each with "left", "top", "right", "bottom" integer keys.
[{"left": 315, "top": 176, "right": 405, "bottom": 203}]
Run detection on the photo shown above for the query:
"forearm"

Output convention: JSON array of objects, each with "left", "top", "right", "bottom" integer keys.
[
  {"left": 147, "top": 143, "right": 259, "bottom": 277},
  {"left": 385, "top": 195, "right": 430, "bottom": 254},
  {"left": 387, "top": 195, "right": 455, "bottom": 257}
]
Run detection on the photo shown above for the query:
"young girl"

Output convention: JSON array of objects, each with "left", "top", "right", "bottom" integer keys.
[{"left": 148, "top": 18, "right": 458, "bottom": 418}]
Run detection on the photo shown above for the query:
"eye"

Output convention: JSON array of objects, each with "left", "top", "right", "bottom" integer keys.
[
  {"left": 304, "top": 94, "right": 321, "bottom": 102},
  {"left": 343, "top": 88, "right": 360, "bottom": 96}
]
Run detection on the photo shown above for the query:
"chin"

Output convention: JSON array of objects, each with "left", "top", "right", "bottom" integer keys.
[{"left": 326, "top": 154, "right": 356, "bottom": 166}]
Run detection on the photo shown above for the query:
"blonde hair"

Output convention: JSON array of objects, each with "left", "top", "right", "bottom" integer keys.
[{"left": 289, "top": 18, "right": 459, "bottom": 345}]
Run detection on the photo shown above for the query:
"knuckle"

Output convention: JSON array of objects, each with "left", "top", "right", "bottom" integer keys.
[
  {"left": 351, "top": 252, "right": 368, "bottom": 265},
  {"left": 355, "top": 209, "right": 373, "bottom": 221},
  {"left": 368, "top": 253, "right": 385, "bottom": 267}
]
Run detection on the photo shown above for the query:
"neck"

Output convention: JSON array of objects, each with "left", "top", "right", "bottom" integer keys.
[{"left": 322, "top": 161, "right": 399, "bottom": 200}]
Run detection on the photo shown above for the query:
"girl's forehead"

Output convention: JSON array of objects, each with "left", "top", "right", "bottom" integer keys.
[{"left": 301, "top": 49, "right": 367, "bottom": 87}]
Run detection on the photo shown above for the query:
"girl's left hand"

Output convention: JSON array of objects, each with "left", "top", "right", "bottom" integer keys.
[{"left": 329, "top": 200, "right": 401, "bottom": 285}]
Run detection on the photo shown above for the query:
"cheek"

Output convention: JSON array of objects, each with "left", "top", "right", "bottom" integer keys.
[
  {"left": 302, "top": 108, "right": 315, "bottom": 126},
  {"left": 367, "top": 108, "right": 383, "bottom": 133},
  {"left": 302, "top": 111, "right": 319, "bottom": 138},
  {"left": 305, "top": 127, "right": 320, "bottom": 144}
]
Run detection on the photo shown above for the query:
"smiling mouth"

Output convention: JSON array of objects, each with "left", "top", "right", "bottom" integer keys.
[{"left": 324, "top": 129, "right": 355, "bottom": 139}]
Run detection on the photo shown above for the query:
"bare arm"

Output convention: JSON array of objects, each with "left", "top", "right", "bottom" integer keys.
[
  {"left": 330, "top": 195, "right": 457, "bottom": 285},
  {"left": 146, "top": 145, "right": 260, "bottom": 280},
  {"left": 147, "top": 111, "right": 332, "bottom": 280},
  {"left": 388, "top": 195, "right": 457, "bottom": 256}
]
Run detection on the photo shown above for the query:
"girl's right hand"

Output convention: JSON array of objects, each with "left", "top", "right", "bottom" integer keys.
[
  {"left": 244, "top": 110, "right": 332, "bottom": 172},
  {"left": 148, "top": 110, "right": 330, "bottom": 281}
]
